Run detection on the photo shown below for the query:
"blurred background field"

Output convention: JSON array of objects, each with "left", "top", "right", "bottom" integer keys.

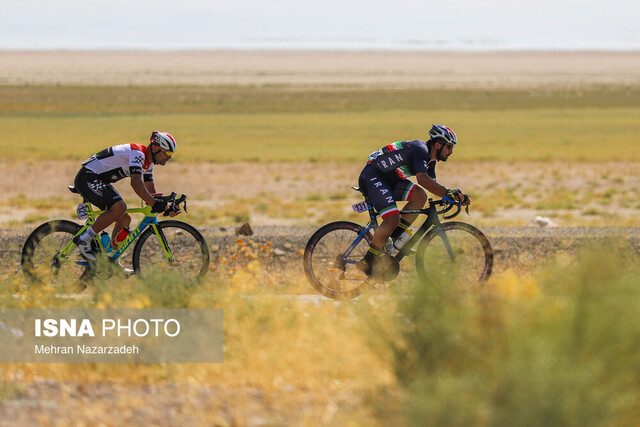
[
  {"left": 3, "top": 84, "right": 640, "bottom": 163},
  {"left": 2, "top": 50, "right": 640, "bottom": 424},
  {"left": 1, "top": 78, "right": 640, "bottom": 228}
]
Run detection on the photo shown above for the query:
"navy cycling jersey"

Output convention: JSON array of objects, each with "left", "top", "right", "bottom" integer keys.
[{"left": 366, "top": 140, "right": 436, "bottom": 181}]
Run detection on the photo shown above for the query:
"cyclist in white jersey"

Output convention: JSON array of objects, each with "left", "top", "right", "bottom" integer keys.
[{"left": 72, "top": 131, "right": 179, "bottom": 261}]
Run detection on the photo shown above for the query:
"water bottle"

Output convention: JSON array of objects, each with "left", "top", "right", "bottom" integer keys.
[
  {"left": 113, "top": 227, "right": 130, "bottom": 249},
  {"left": 393, "top": 229, "right": 413, "bottom": 251},
  {"left": 100, "top": 232, "right": 111, "bottom": 252}
]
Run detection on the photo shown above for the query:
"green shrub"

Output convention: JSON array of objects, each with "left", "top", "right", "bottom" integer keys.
[{"left": 385, "top": 243, "right": 640, "bottom": 425}]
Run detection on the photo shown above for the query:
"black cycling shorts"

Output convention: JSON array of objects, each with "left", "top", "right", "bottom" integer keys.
[
  {"left": 74, "top": 167, "right": 123, "bottom": 211},
  {"left": 358, "top": 165, "right": 416, "bottom": 218}
]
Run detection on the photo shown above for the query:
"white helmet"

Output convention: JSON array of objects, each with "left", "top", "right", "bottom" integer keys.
[
  {"left": 150, "top": 130, "right": 177, "bottom": 152},
  {"left": 428, "top": 124, "right": 457, "bottom": 145}
]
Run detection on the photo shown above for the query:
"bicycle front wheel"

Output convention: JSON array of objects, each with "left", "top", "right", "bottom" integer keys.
[
  {"left": 415, "top": 221, "right": 493, "bottom": 288},
  {"left": 132, "top": 220, "right": 210, "bottom": 285},
  {"left": 21, "top": 220, "right": 91, "bottom": 289},
  {"left": 303, "top": 221, "right": 373, "bottom": 299}
]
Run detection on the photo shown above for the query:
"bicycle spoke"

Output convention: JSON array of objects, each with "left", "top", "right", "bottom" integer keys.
[
  {"left": 21, "top": 221, "right": 89, "bottom": 289},
  {"left": 416, "top": 222, "right": 493, "bottom": 288},
  {"left": 133, "top": 222, "right": 209, "bottom": 285},
  {"left": 315, "top": 232, "right": 366, "bottom": 289},
  {"left": 304, "top": 222, "right": 372, "bottom": 299}
]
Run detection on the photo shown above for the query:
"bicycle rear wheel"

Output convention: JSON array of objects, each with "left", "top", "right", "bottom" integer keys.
[
  {"left": 303, "top": 221, "right": 373, "bottom": 299},
  {"left": 415, "top": 221, "right": 493, "bottom": 288},
  {"left": 132, "top": 220, "right": 209, "bottom": 286},
  {"left": 21, "top": 220, "right": 92, "bottom": 289}
]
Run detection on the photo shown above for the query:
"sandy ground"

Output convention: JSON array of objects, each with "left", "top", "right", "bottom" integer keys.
[
  {"left": 1, "top": 225, "right": 640, "bottom": 426},
  {"left": 2, "top": 50, "right": 640, "bottom": 88},
  {"left": 0, "top": 160, "right": 637, "bottom": 228},
  {"left": 0, "top": 380, "right": 364, "bottom": 426}
]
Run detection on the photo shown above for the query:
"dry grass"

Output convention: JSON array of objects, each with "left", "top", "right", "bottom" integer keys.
[
  {"left": 0, "top": 240, "right": 395, "bottom": 425},
  {"left": 2, "top": 240, "right": 640, "bottom": 424},
  {"left": 0, "top": 159, "right": 638, "bottom": 228}
]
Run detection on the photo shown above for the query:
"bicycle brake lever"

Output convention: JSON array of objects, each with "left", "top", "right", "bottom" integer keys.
[
  {"left": 162, "top": 203, "right": 174, "bottom": 216},
  {"left": 175, "top": 194, "right": 187, "bottom": 214},
  {"left": 465, "top": 205, "right": 470, "bottom": 215},
  {"left": 442, "top": 196, "right": 455, "bottom": 204},
  {"left": 164, "top": 195, "right": 187, "bottom": 215}
]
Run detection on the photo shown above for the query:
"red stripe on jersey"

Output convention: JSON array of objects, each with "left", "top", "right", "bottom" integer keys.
[
  {"left": 380, "top": 208, "right": 400, "bottom": 218},
  {"left": 130, "top": 143, "right": 152, "bottom": 169}
]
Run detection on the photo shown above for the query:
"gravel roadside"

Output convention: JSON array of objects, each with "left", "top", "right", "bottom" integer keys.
[
  {"left": 2, "top": 226, "right": 639, "bottom": 425},
  {"left": 3, "top": 226, "right": 640, "bottom": 279}
]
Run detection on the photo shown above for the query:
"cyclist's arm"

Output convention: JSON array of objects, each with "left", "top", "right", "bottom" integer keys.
[
  {"left": 144, "top": 180, "right": 157, "bottom": 194},
  {"left": 143, "top": 167, "right": 155, "bottom": 193},
  {"left": 417, "top": 173, "right": 469, "bottom": 204},
  {"left": 139, "top": 175, "right": 180, "bottom": 216},
  {"left": 130, "top": 173, "right": 156, "bottom": 206},
  {"left": 416, "top": 172, "right": 448, "bottom": 198},
  {"left": 411, "top": 144, "right": 450, "bottom": 198}
]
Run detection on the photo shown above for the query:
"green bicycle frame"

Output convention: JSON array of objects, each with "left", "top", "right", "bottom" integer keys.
[{"left": 61, "top": 202, "right": 174, "bottom": 266}]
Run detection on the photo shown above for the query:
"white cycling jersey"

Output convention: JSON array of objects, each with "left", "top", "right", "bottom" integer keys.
[{"left": 82, "top": 143, "right": 154, "bottom": 183}]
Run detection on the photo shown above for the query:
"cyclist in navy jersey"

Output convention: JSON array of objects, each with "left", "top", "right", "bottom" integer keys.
[
  {"left": 357, "top": 124, "right": 470, "bottom": 277},
  {"left": 72, "top": 131, "right": 180, "bottom": 261}
]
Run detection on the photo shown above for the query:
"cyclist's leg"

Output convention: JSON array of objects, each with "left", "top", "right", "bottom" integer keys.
[
  {"left": 389, "top": 181, "right": 427, "bottom": 241},
  {"left": 357, "top": 166, "right": 400, "bottom": 273},
  {"left": 372, "top": 213, "right": 400, "bottom": 248},
  {"left": 359, "top": 166, "right": 401, "bottom": 245},
  {"left": 396, "top": 181, "right": 427, "bottom": 222},
  {"left": 73, "top": 169, "right": 126, "bottom": 257},
  {"left": 111, "top": 213, "right": 131, "bottom": 250},
  {"left": 90, "top": 201, "right": 126, "bottom": 234}
]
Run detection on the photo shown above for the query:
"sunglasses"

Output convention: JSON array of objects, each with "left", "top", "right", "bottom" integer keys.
[{"left": 164, "top": 150, "right": 173, "bottom": 157}]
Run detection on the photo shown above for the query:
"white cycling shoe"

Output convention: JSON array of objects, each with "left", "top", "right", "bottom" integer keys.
[{"left": 73, "top": 235, "right": 97, "bottom": 261}]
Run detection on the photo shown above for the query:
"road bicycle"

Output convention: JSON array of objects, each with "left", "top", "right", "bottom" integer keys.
[
  {"left": 303, "top": 187, "right": 493, "bottom": 299},
  {"left": 21, "top": 186, "right": 210, "bottom": 289}
]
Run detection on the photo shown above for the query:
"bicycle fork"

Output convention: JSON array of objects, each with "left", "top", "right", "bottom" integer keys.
[
  {"left": 426, "top": 208, "right": 456, "bottom": 261},
  {"left": 435, "top": 226, "right": 457, "bottom": 260},
  {"left": 150, "top": 223, "right": 175, "bottom": 263},
  {"left": 398, "top": 209, "right": 457, "bottom": 262}
]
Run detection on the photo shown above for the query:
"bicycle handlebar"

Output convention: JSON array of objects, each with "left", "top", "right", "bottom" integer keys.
[
  {"left": 150, "top": 192, "right": 189, "bottom": 216},
  {"left": 437, "top": 197, "right": 470, "bottom": 219},
  {"left": 399, "top": 197, "right": 469, "bottom": 219}
]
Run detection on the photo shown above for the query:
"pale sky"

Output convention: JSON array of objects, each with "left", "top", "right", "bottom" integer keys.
[{"left": 1, "top": 0, "right": 639, "bottom": 50}]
